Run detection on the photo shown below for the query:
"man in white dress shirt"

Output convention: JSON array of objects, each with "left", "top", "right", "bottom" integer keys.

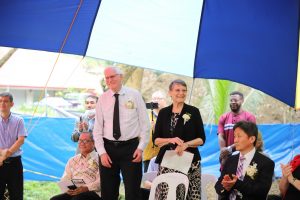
[{"left": 93, "top": 66, "right": 150, "bottom": 200}]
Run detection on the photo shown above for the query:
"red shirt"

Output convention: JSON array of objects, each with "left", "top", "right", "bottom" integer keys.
[{"left": 218, "top": 111, "right": 256, "bottom": 147}]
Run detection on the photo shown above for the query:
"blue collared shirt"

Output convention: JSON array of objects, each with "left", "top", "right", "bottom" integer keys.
[{"left": 0, "top": 113, "right": 27, "bottom": 157}]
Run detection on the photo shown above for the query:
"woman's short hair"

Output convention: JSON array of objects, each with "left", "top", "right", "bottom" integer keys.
[{"left": 169, "top": 79, "right": 187, "bottom": 91}]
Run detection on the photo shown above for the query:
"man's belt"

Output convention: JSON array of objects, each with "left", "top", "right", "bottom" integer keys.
[
  {"left": 103, "top": 137, "right": 139, "bottom": 146},
  {"left": 3, "top": 155, "right": 21, "bottom": 164}
]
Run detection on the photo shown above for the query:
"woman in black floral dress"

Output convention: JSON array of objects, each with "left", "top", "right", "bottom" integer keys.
[{"left": 153, "top": 79, "right": 206, "bottom": 200}]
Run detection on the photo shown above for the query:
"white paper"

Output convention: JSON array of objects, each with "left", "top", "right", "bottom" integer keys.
[
  {"left": 161, "top": 150, "right": 194, "bottom": 174},
  {"left": 57, "top": 179, "right": 85, "bottom": 193},
  {"left": 57, "top": 180, "right": 75, "bottom": 193},
  {"left": 142, "top": 171, "right": 158, "bottom": 182}
]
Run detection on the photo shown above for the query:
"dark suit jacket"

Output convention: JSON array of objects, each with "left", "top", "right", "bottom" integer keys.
[
  {"left": 215, "top": 150, "right": 275, "bottom": 200},
  {"left": 153, "top": 103, "right": 206, "bottom": 164}
]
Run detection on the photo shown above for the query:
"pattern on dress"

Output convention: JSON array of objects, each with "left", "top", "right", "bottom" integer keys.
[{"left": 154, "top": 161, "right": 201, "bottom": 200}]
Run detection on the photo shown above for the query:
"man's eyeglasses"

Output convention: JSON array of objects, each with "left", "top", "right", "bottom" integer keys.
[
  {"left": 78, "top": 139, "right": 93, "bottom": 144},
  {"left": 85, "top": 101, "right": 96, "bottom": 104},
  {"left": 105, "top": 74, "right": 120, "bottom": 80}
]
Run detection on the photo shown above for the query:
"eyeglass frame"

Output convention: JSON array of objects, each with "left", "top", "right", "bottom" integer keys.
[{"left": 78, "top": 139, "right": 93, "bottom": 144}]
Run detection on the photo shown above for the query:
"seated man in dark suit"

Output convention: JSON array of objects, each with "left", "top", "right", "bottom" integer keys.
[{"left": 215, "top": 121, "right": 274, "bottom": 200}]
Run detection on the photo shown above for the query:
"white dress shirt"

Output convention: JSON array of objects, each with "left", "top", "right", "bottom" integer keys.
[
  {"left": 240, "top": 147, "right": 256, "bottom": 177},
  {"left": 93, "top": 86, "right": 150, "bottom": 155}
]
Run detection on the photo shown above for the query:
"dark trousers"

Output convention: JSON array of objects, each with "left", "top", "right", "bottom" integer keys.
[
  {"left": 101, "top": 138, "right": 142, "bottom": 200},
  {"left": 50, "top": 192, "right": 102, "bottom": 200},
  {"left": 0, "top": 156, "right": 23, "bottom": 200}
]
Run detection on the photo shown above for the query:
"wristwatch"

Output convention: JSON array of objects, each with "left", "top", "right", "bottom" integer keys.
[{"left": 292, "top": 177, "right": 297, "bottom": 184}]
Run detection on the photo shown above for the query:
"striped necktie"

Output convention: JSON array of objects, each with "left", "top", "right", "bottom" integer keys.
[{"left": 229, "top": 154, "right": 245, "bottom": 200}]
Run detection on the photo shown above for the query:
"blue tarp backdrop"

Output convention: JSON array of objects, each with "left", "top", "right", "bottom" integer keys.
[{"left": 22, "top": 117, "right": 300, "bottom": 181}]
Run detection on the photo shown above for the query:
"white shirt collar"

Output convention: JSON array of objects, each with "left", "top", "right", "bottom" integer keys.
[
  {"left": 109, "top": 85, "right": 125, "bottom": 97},
  {"left": 240, "top": 147, "right": 256, "bottom": 176},
  {"left": 242, "top": 147, "right": 256, "bottom": 160}
]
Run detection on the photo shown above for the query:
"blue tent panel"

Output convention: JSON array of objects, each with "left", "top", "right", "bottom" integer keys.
[
  {"left": 195, "top": 0, "right": 300, "bottom": 107},
  {"left": 0, "top": 0, "right": 100, "bottom": 55},
  {"left": 22, "top": 117, "right": 300, "bottom": 181}
]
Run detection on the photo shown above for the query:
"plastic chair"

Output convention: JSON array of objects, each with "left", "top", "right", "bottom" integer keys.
[
  {"left": 148, "top": 172, "right": 189, "bottom": 200},
  {"left": 201, "top": 174, "right": 217, "bottom": 200}
]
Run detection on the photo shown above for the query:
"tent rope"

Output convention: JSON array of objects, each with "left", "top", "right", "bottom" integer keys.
[{"left": 27, "top": 0, "right": 84, "bottom": 134}]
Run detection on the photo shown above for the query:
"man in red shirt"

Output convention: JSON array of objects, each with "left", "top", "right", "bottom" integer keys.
[{"left": 218, "top": 91, "right": 256, "bottom": 169}]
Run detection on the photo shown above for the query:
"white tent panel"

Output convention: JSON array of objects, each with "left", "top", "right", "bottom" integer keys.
[
  {"left": 0, "top": 49, "right": 101, "bottom": 90},
  {"left": 86, "top": 0, "right": 203, "bottom": 76}
]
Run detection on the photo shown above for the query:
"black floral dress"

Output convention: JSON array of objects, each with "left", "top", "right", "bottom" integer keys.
[{"left": 154, "top": 113, "right": 201, "bottom": 200}]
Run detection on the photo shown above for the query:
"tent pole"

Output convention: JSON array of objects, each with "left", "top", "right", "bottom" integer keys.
[{"left": 188, "top": 78, "right": 195, "bottom": 104}]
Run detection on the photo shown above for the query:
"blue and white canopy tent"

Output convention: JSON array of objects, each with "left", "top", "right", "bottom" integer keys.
[
  {"left": 0, "top": 0, "right": 299, "bottom": 108},
  {"left": 0, "top": 0, "right": 300, "bottom": 180}
]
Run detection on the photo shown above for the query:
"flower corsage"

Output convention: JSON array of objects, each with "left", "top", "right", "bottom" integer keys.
[
  {"left": 182, "top": 113, "right": 191, "bottom": 125},
  {"left": 246, "top": 162, "right": 258, "bottom": 180},
  {"left": 125, "top": 100, "right": 134, "bottom": 109}
]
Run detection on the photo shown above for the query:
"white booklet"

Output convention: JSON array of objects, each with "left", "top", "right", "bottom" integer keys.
[
  {"left": 142, "top": 171, "right": 158, "bottom": 182},
  {"left": 57, "top": 179, "right": 85, "bottom": 193},
  {"left": 161, "top": 150, "right": 194, "bottom": 174}
]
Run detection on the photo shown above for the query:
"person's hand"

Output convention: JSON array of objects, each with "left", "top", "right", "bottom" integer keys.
[
  {"left": 281, "top": 163, "right": 292, "bottom": 178},
  {"left": 78, "top": 122, "right": 88, "bottom": 132},
  {"left": 222, "top": 174, "right": 237, "bottom": 191},
  {"left": 132, "top": 149, "right": 143, "bottom": 162},
  {"left": 143, "top": 180, "right": 152, "bottom": 189},
  {"left": 67, "top": 186, "right": 89, "bottom": 196},
  {"left": 100, "top": 153, "right": 112, "bottom": 168},
  {"left": 175, "top": 143, "right": 188, "bottom": 156},
  {"left": 0, "top": 149, "right": 5, "bottom": 166},
  {"left": 220, "top": 147, "right": 231, "bottom": 159},
  {"left": 169, "top": 137, "right": 184, "bottom": 146}
]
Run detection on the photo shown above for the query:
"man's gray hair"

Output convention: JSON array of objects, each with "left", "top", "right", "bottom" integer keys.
[
  {"left": 106, "top": 66, "right": 123, "bottom": 75},
  {"left": 0, "top": 92, "right": 13, "bottom": 102}
]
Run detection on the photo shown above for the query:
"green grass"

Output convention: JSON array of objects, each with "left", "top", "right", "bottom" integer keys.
[
  {"left": 24, "top": 181, "right": 125, "bottom": 200},
  {"left": 24, "top": 181, "right": 60, "bottom": 200}
]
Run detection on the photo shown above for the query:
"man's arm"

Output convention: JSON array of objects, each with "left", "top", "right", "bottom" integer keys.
[
  {"left": 92, "top": 99, "right": 106, "bottom": 155},
  {"left": 93, "top": 97, "right": 113, "bottom": 168},
  {"left": 218, "top": 133, "right": 226, "bottom": 149},
  {"left": 217, "top": 114, "right": 226, "bottom": 149},
  {"left": 136, "top": 92, "right": 150, "bottom": 151},
  {"left": 4, "top": 136, "right": 25, "bottom": 158},
  {"left": 132, "top": 92, "right": 150, "bottom": 162},
  {"left": 215, "top": 159, "right": 232, "bottom": 197}
]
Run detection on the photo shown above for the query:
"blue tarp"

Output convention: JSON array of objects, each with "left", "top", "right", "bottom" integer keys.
[{"left": 22, "top": 117, "right": 300, "bottom": 181}]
